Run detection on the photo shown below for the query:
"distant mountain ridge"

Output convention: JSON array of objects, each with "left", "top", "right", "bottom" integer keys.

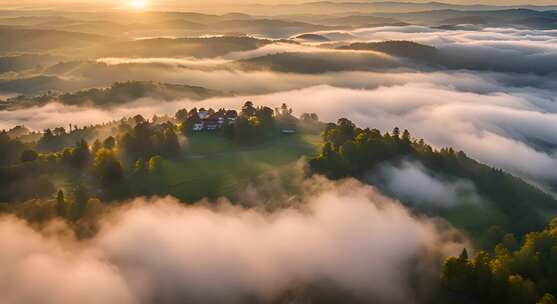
[
  {"left": 377, "top": 8, "right": 557, "bottom": 29},
  {"left": 338, "top": 41, "right": 439, "bottom": 63},
  {"left": 0, "top": 81, "right": 227, "bottom": 110},
  {"left": 242, "top": 1, "right": 557, "bottom": 15}
]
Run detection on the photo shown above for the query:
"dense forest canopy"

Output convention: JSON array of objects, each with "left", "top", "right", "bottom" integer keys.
[{"left": 309, "top": 119, "right": 556, "bottom": 238}]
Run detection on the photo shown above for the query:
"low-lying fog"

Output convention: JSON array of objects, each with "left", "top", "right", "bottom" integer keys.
[
  {"left": 3, "top": 68, "right": 556, "bottom": 187},
  {"left": 0, "top": 177, "right": 466, "bottom": 304}
]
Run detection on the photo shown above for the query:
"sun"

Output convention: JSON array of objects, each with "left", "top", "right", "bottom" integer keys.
[{"left": 129, "top": 0, "right": 149, "bottom": 10}]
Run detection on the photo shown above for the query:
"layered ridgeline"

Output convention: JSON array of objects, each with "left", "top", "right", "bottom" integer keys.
[
  {"left": 309, "top": 119, "right": 557, "bottom": 240},
  {"left": 0, "top": 81, "right": 226, "bottom": 110}
]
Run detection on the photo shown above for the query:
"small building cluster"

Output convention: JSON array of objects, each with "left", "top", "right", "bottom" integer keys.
[{"left": 190, "top": 108, "right": 238, "bottom": 132}]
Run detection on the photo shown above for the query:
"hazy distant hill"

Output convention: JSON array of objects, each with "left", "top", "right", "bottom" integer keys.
[
  {"left": 292, "top": 33, "right": 330, "bottom": 42},
  {"left": 237, "top": 51, "right": 402, "bottom": 73},
  {"left": 94, "top": 36, "right": 278, "bottom": 58},
  {"left": 0, "top": 75, "right": 67, "bottom": 95},
  {"left": 0, "top": 27, "right": 109, "bottom": 55},
  {"left": 0, "top": 54, "right": 63, "bottom": 73},
  {"left": 0, "top": 11, "right": 335, "bottom": 39},
  {"left": 56, "top": 81, "right": 224, "bottom": 106},
  {"left": 378, "top": 9, "right": 557, "bottom": 29},
  {"left": 210, "top": 19, "right": 333, "bottom": 38},
  {"left": 242, "top": 1, "right": 557, "bottom": 15},
  {"left": 0, "top": 81, "right": 226, "bottom": 110},
  {"left": 316, "top": 15, "right": 407, "bottom": 27},
  {"left": 338, "top": 41, "right": 440, "bottom": 63}
]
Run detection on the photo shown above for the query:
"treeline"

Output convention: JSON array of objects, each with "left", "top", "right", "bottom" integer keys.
[
  {"left": 175, "top": 101, "right": 313, "bottom": 144},
  {"left": 0, "top": 102, "right": 320, "bottom": 216},
  {"left": 442, "top": 219, "right": 557, "bottom": 304},
  {"left": 309, "top": 119, "right": 556, "bottom": 237},
  {"left": 0, "top": 115, "right": 182, "bottom": 204}
]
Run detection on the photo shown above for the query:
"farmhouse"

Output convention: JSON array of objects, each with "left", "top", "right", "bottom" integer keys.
[{"left": 193, "top": 109, "right": 238, "bottom": 132}]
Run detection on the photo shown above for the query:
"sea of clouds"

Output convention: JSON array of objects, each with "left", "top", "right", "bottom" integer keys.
[{"left": 0, "top": 21, "right": 555, "bottom": 304}]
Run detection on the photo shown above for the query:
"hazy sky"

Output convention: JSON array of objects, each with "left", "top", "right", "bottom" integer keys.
[{"left": 1, "top": 0, "right": 557, "bottom": 10}]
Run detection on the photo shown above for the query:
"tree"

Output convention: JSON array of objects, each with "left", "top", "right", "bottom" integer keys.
[
  {"left": 241, "top": 101, "right": 256, "bottom": 117},
  {"left": 323, "top": 118, "right": 356, "bottom": 149},
  {"left": 92, "top": 139, "right": 102, "bottom": 154},
  {"left": 234, "top": 116, "right": 258, "bottom": 144},
  {"left": 538, "top": 294, "right": 557, "bottom": 304},
  {"left": 53, "top": 127, "right": 66, "bottom": 137},
  {"left": 162, "top": 128, "right": 181, "bottom": 157},
  {"left": 402, "top": 129, "right": 411, "bottom": 142},
  {"left": 133, "top": 114, "right": 146, "bottom": 125},
  {"left": 442, "top": 251, "right": 474, "bottom": 294},
  {"left": 175, "top": 108, "right": 188, "bottom": 122},
  {"left": 94, "top": 148, "right": 124, "bottom": 186},
  {"left": 71, "top": 139, "right": 90, "bottom": 170},
  {"left": 507, "top": 275, "right": 538, "bottom": 304},
  {"left": 103, "top": 136, "right": 116, "bottom": 150},
  {"left": 148, "top": 155, "right": 163, "bottom": 174},
  {"left": 37, "top": 128, "right": 59, "bottom": 152},
  {"left": 487, "top": 225, "right": 506, "bottom": 247},
  {"left": 20, "top": 149, "right": 38, "bottom": 163},
  {"left": 134, "top": 159, "right": 147, "bottom": 176},
  {"left": 502, "top": 233, "right": 519, "bottom": 252},
  {"left": 56, "top": 189, "right": 65, "bottom": 218},
  {"left": 459, "top": 248, "right": 469, "bottom": 261},
  {"left": 73, "top": 184, "right": 89, "bottom": 219},
  {"left": 392, "top": 127, "right": 400, "bottom": 138},
  {"left": 301, "top": 113, "right": 319, "bottom": 122},
  {"left": 255, "top": 106, "right": 275, "bottom": 132}
]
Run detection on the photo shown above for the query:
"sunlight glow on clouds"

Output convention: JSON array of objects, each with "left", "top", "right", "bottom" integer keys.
[{"left": 129, "top": 0, "right": 149, "bottom": 10}]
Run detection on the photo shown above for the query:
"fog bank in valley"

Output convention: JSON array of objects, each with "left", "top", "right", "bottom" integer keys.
[
  {"left": 0, "top": 177, "right": 466, "bottom": 304},
  {"left": 3, "top": 70, "right": 556, "bottom": 186}
]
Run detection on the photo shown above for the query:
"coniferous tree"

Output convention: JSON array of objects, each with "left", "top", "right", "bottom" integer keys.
[{"left": 56, "top": 189, "right": 65, "bottom": 218}]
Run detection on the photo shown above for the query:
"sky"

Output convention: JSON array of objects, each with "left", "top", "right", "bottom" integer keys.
[{"left": 1, "top": 0, "right": 557, "bottom": 10}]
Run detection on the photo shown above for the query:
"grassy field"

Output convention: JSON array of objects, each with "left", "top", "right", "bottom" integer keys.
[{"left": 151, "top": 132, "right": 322, "bottom": 202}]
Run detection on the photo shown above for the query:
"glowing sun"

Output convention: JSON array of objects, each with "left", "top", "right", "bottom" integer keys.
[{"left": 129, "top": 0, "right": 149, "bottom": 10}]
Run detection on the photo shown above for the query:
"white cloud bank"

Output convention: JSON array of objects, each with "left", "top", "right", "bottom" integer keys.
[
  {"left": 1, "top": 71, "right": 556, "bottom": 184},
  {"left": 0, "top": 178, "right": 466, "bottom": 304},
  {"left": 372, "top": 161, "right": 482, "bottom": 207}
]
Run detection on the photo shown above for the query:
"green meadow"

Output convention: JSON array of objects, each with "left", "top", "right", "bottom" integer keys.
[{"left": 150, "top": 132, "right": 321, "bottom": 202}]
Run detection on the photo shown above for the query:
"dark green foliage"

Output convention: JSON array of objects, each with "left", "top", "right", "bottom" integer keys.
[
  {"left": 0, "top": 161, "right": 55, "bottom": 202},
  {"left": 56, "top": 189, "right": 65, "bottom": 218},
  {"left": 538, "top": 294, "right": 557, "bottom": 304},
  {"left": 162, "top": 128, "right": 181, "bottom": 158},
  {"left": 175, "top": 108, "right": 188, "bottom": 123},
  {"left": 71, "top": 139, "right": 90, "bottom": 170},
  {"left": 309, "top": 119, "right": 556, "bottom": 237},
  {"left": 36, "top": 127, "right": 98, "bottom": 153},
  {"left": 59, "top": 139, "right": 91, "bottom": 170},
  {"left": 442, "top": 218, "right": 557, "bottom": 303},
  {"left": 148, "top": 155, "right": 163, "bottom": 174},
  {"left": 103, "top": 136, "right": 116, "bottom": 150},
  {"left": 120, "top": 121, "right": 181, "bottom": 162},
  {"left": 94, "top": 148, "right": 124, "bottom": 186},
  {"left": 224, "top": 101, "right": 282, "bottom": 144},
  {"left": 134, "top": 159, "right": 147, "bottom": 176},
  {"left": 0, "top": 131, "right": 28, "bottom": 166},
  {"left": 73, "top": 184, "right": 89, "bottom": 219},
  {"left": 20, "top": 149, "right": 38, "bottom": 163},
  {"left": 241, "top": 101, "right": 256, "bottom": 117}
]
